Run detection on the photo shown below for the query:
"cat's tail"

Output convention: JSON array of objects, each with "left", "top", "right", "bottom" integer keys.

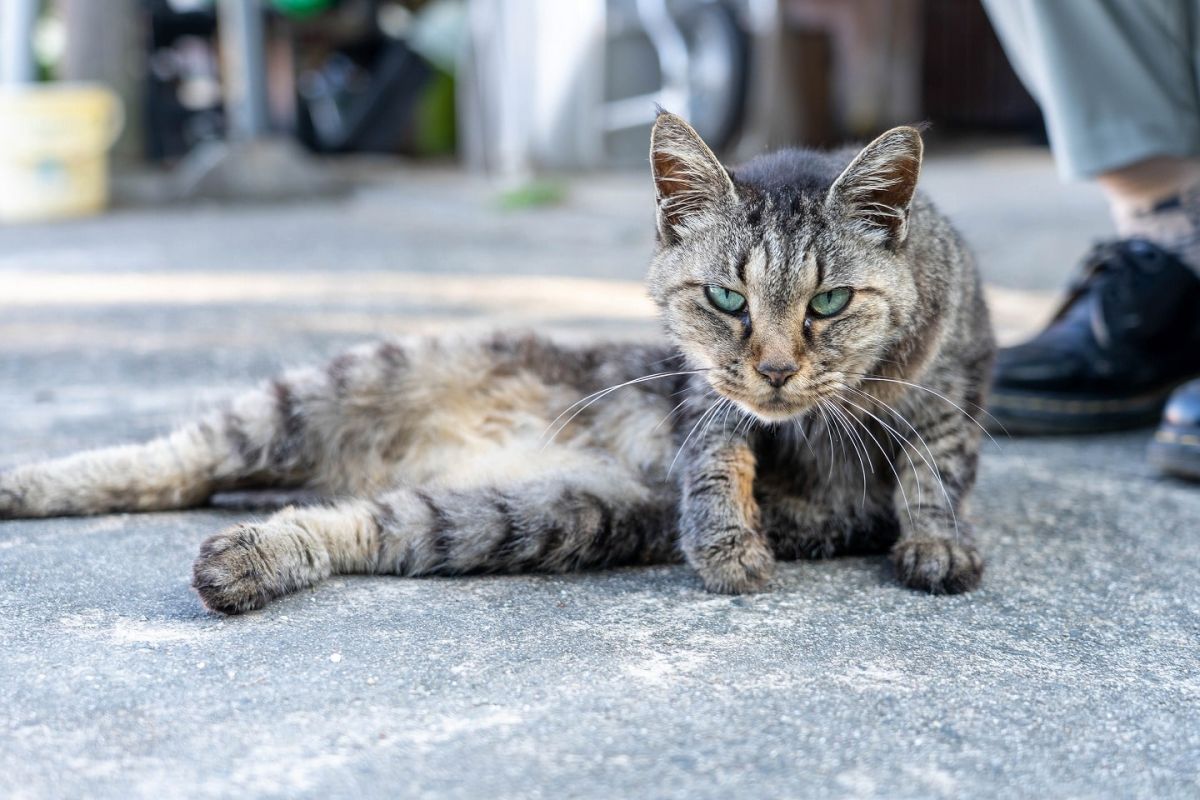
[
  {"left": 0, "top": 375, "right": 320, "bottom": 519},
  {"left": 192, "top": 474, "right": 680, "bottom": 613}
]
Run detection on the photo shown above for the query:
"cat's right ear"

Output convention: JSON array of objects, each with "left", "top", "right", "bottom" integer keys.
[{"left": 650, "top": 111, "right": 737, "bottom": 244}]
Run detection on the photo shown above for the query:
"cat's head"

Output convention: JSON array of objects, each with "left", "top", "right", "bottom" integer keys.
[{"left": 647, "top": 112, "right": 925, "bottom": 422}]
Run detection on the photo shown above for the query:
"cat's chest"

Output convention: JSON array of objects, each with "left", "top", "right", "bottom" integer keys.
[{"left": 754, "top": 425, "right": 895, "bottom": 497}]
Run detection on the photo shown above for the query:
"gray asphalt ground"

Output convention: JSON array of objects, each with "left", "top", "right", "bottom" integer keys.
[{"left": 2, "top": 146, "right": 1198, "bottom": 799}]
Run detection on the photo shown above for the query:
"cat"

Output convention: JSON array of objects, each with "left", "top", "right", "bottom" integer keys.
[{"left": 0, "top": 112, "right": 994, "bottom": 613}]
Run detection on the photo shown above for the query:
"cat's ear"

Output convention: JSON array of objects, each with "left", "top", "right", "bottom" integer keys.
[
  {"left": 650, "top": 111, "right": 737, "bottom": 243},
  {"left": 826, "top": 126, "right": 924, "bottom": 247}
]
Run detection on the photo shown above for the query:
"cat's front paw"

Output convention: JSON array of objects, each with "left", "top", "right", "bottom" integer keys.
[
  {"left": 690, "top": 530, "right": 776, "bottom": 594},
  {"left": 192, "top": 524, "right": 278, "bottom": 614},
  {"left": 890, "top": 538, "right": 983, "bottom": 594}
]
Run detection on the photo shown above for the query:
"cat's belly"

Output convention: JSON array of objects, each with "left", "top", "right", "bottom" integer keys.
[{"left": 385, "top": 369, "right": 680, "bottom": 491}]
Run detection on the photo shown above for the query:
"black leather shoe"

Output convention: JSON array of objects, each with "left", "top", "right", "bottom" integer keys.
[
  {"left": 1149, "top": 380, "right": 1200, "bottom": 480},
  {"left": 989, "top": 239, "right": 1200, "bottom": 434}
]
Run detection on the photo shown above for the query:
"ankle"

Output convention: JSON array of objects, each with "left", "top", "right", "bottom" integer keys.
[
  {"left": 1098, "top": 157, "right": 1200, "bottom": 211},
  {"left": 1099, "top": 159, "right": 1200, "bottom": 272}
]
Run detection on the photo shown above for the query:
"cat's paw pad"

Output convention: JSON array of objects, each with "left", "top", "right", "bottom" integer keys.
[
  {"left": 192, "top": 524, "right": 277, "bottom": 614},
  {"left": 693, "top": 533, "right": 776, "bottom": 594},
  {"left": 891, "top": 538, "right": 983, "bottom": 594}
]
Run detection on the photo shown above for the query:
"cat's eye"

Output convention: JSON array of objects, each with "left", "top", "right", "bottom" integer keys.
[
  {"left": 809, "top": 287, "right": 852, "bottom": 318},
  {"left": 705, "top": 285, "right": 747, "bottom": 315}
]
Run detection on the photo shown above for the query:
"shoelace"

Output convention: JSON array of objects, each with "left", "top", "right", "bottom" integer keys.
[{"left": 1041, "top": 240, "right": 1174, "bottom": 350}]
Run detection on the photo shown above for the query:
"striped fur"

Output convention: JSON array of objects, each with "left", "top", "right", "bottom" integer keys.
[{"left": 0, "top": 114, "right": 994, "bottom": 612}]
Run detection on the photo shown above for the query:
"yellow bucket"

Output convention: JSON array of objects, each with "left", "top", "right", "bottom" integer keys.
[{"left": 0, "top": 84, "right": 124, "bottom": 223}]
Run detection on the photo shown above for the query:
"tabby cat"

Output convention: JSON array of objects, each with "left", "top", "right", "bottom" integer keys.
[{"left": 0, "top": 113, "right": 994, "bottom": 613}]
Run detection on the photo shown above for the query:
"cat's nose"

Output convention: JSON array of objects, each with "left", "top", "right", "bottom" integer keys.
[{"left": 756, "top": 362, "right": 798, "bottom": 388}]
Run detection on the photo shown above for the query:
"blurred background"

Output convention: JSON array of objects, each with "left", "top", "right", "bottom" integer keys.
[
  {"left": 1, "top": 0, "right": 1046, "bottom": 185},
  {"left": 0, "top": 0, "right": 1109, "bottom": 459}
]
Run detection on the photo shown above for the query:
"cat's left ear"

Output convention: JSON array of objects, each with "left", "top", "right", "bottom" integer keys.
[
  {"left": 826, "top": 126, "right": 924, "bottom": 247},
  {"left": 650, "top": 111, "right": 737, "bottom": 244}
]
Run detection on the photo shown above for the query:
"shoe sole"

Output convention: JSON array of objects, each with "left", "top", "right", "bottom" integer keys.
[
  {"left": 1148, "top": 424, "right": 1200, "bottom": 482},
  {"left": 987, "top": 387, "right": 1173, "bottom": 435}
]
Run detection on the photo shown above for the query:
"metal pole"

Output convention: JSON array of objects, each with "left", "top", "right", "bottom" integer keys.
[
  {"left": 60, "top": 0, "right": 145, "bottom": 160},
  {"left": 0, "top": 0, "right": 38, "bottom": 85},
  {"left": 218, "top": 0, "right": 270, "bottom": 140}
]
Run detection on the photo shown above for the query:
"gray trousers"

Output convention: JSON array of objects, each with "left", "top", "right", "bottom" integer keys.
[{"left": 981, "top": 0, "right": 1200, "bottom": 179}]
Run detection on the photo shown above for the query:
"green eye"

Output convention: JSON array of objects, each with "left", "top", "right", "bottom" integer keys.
[
  {"left": 705, "top": 285, "right": 747, "bottom": 314},
  {"left": 809, "top": 287, "right": 852, "bottom": 318}
]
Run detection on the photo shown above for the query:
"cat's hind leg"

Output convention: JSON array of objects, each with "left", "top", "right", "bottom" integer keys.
[
  {"left": 192, "top": 464, "right": 678, "bottom": 614},
  {"left": 0, "top": 371, "right": 326, "bottom": 519},
  {"left": 0, "top": 335, "right": 455, "bottom": 518}
]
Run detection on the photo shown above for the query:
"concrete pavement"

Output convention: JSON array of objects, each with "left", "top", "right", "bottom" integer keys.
[{"left": 2, "top": 146, "right": 1198, "bottom": 799}]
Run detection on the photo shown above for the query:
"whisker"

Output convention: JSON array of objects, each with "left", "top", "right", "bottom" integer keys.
[
  {"left": 668, "top": 400, "right": 724, "bottom": 476},
  {"left": 652, "top": 398, "right": 691, "bottom": 433},
  {"left": 837, "top": 385, "right": 925, "bottom": 513},
  {"left": 790, "top": 413, "right": 819, "bottom": 461},
  {"left": 864, "top": 392, "right": 960, "bottom": 539},
  {"left": 726, "top": 401, "right": 754, "bottom": 440},
  {"left": 827, "top": 401, "right": 875, "bottom": 476},
  {"left": 647, "top": 353, "right": 688, "bottom": 369},
  {"left": 815, "top": 400, "right": 843, "bottom": 484},
  {"left": 832, "top": 395, "right": 915, "bottom": 530},
  {"left": 541, "top": 369, "right": 707, "bottom": 447},
  {"left": 844, "top": 373, "right": 1005, "bottom": 449},
  {"left": 699, "top": 398, "right": 730, "bottom": 447},
  {"left": 822, "top": 401, "right": 869, "bottom": 507},
  {"left": 837, "top": 384, "right": 961, "bottom": 541},
  {"left": 719, "top": 398, "right": 737, "bottom": 434},
  {"left": 736, "top": 407, "right": 757, "bottom": 439}
]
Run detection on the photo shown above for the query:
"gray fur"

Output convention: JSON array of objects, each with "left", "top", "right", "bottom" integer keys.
[{"left": 0, "top": 113, "right": 994, "bottom": 612}]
